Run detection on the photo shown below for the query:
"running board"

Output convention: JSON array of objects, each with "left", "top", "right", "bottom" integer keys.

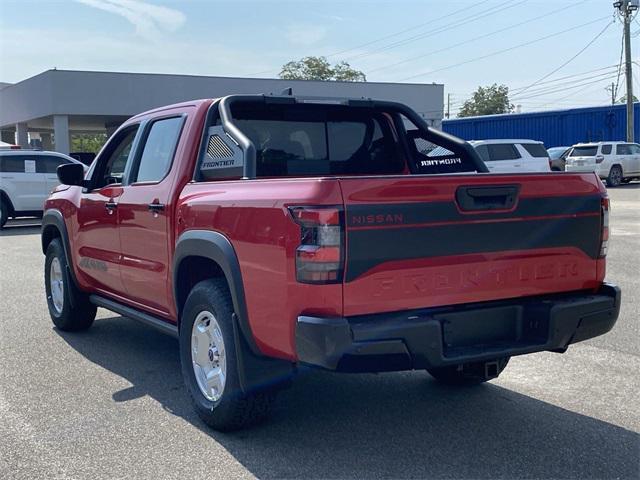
[{"left": 90, "top": 295, "right": 179, "bottom": 338}]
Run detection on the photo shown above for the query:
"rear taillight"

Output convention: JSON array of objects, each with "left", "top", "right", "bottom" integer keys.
[
  {"left": 289, "top": 206, "right": 344, "bottom": 284},
  {"left": 595, "top": 155, "right": 605, "bottom": 164},
  {"left": 599, "top": 196, "right": 610, "bottom": 258}
]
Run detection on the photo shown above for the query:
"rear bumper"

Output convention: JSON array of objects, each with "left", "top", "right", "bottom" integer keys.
[
  {"left": 295, "top": 283, "right": 621, "bottom": 372},
  {"left": 565, "top": 164, "right": 604, "bottom": 176}
]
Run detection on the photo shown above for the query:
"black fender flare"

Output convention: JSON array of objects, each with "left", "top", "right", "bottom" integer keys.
[
  {"left": 173, "top": 230, "right": 295, "bottom": 393},
  {"left": 42, "top": 209, "right": 78, "bottom": 285},
  {"left": 173, "top": 230, "right": 260, "bottom": 355},
  {"left": 41, "top": 209, "right": 81, "bottom": 306}
]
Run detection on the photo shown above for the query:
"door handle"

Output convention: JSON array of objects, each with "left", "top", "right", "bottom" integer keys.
[
  {"left": 148, "top": 202, "right": 165, "bottom": 217},
  {"left": 105, "top": 201, "right": 117, "bottom": 215},
  {"left": 147, "top": 203, "right": 165, "bottom": 212}
]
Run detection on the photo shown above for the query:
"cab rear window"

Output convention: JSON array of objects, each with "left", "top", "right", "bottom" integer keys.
[{"left": 231, "top": 104, "right": 404, "bottom": 177}]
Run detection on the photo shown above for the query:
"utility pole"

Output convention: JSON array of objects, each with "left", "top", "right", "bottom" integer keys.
[
  {"left": 446, "top": 93, "right": 451, "bottom": 119},
  {"left": 606, "top": 82, "right": 616, "bottom": 105},
  {"left": 614, "top": 0, "right": 638, "bottom": 141}
]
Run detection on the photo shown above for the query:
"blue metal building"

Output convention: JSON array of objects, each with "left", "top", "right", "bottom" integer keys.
[{"left": 442, "top": 103, "right": 640, "bottom": 148}]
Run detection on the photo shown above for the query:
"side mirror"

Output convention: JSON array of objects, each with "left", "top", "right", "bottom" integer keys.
[{"left": 57, "top": 163, "right": 85, "bottom": 186}]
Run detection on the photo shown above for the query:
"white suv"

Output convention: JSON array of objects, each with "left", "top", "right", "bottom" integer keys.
[
  {"left": 0, "top": 150, "right": 86, "bottom": 227},
  {"left": 469, "top": 139, "right": 551, "bottom": 173},
  {"left": 565, "top": 142, "right": 640, "bottom": 187}
]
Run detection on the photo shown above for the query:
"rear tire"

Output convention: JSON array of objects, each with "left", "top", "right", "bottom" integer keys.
[
  {"left": 427, "top": 357, "right": 510, "bottom": 385},
  {"left": 44, "top": 238, "right": 96, "bottom": 331},
  {"left": 606, "top": 165, "right": 623, "bottom": 188},
  {"left": 0, "top": 200, "right": 8, "bottom": 228},
  {"left": 179, "top": 278, "right": 276, "bottom": 431}
]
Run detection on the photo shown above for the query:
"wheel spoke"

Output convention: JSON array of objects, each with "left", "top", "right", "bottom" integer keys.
[
  {"left": 192, "top": 332, "right": 210, "bottom": 367},
  {"left": 213, "top": 328, "right": 225, "bottom": 357},
  {"left": 206, "top": 367, "right": 224, "bottom": 396},
  {"left": 190, "top": 310, "right": 227, "bottom": 402},
  {"left": 49, "top": 257, "right": 65, "bottom": 314}
]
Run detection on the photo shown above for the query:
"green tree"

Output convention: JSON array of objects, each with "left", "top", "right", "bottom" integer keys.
[
  {"left": 70, "top": 133, "right": 107, "bottom": 153},
  {"left": 458, "top": 84, "right": 514, "bottom": 118},
  {"left": 279, "top": 56, "right": 366, "bottom": 82},
  {"left": 617, "top": 94, "right": 639, "bottom": 104}
]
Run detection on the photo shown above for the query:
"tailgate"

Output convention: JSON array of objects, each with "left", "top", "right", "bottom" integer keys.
[
  {"left": 566, "top": 156, "right": 597, "bottom": 169},
  {"left": 340, "top": 173, "right": 604, "bottom": 317}
]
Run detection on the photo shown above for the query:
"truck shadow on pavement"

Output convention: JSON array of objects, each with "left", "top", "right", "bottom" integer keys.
[{"left": 58, "top": 316, "right": 639, "bottom": 480}]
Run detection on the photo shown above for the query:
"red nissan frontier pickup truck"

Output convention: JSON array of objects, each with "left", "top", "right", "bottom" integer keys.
[{"left": 42, "top": 94, "right": 621, "bottom": 431}]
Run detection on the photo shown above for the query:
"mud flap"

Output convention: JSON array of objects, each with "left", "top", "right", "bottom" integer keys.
[{"left": 231, "top": 313, "right": 295, "bottom": 394}]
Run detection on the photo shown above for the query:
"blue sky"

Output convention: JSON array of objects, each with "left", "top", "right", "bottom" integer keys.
[{"left": 0, "top": 0, "right": 637, "bottom": 114}]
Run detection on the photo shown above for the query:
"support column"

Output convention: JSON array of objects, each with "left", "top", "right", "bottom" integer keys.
[
  {"left": 40, "top": 133, "right": 53, "bottom": 150},
  {"left": 53, "top": 115, "right": 70, "bottom": 154},
  {"left": 16, "top": 123, "right": 28, "bottom": 147}
]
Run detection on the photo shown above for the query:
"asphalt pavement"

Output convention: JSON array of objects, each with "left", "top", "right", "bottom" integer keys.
[{"left": 1, "top": 185, "right": 638, "bottom": 480}]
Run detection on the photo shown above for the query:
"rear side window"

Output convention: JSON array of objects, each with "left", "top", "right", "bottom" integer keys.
[
  {"left": 616, "top": 144, "right": 633, "bottom": 155},
  {"left": 36, "top": 156, "right": 70, "bottom": 174},
  {"left": 484, "top": 144, "right": 520, "bottom": 161},
  {"left": 601, "top": 144, "right": 612, "bottom": 155},
  {"left": 570, "top": 146, "right": 598, "bottom": 157},
  {"left": 0, "top": 155, "right": 37, "bottom": 173},
  {"left": 0, "top": 156, "right": 25, "bottom": 172},
  {"left": 521, "top": 143, "right": 548, "bottom": 158},
  {"left": 132, "top": 116, "right": 183, "bottom": 183}
]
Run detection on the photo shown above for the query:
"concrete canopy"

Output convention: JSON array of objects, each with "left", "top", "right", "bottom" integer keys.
[{"left": 0, "top": 69, "right": 444, "bottom": 154}]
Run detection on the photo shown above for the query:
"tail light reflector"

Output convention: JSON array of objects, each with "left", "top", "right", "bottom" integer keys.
[
  {"left": 289, "top": 206, "right": 344, "bottom": 284},
  {"left": 599, "top": 196, "right": 609, "bottom": 258}
]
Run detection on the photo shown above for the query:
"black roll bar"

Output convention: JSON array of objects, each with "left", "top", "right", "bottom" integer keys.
[
  {"left": 218, "top": 95, "right": 262, "bottom": 179},
  {"left": 216, "top": 94, "right": 488, "bottom": 179},
  {"left": 371, "top": 99, "right": 488, "bottom": 173}
]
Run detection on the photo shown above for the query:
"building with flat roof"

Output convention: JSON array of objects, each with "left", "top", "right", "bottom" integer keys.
[{"left": 0, "top": 69, "right": 444, "bottom": 154}]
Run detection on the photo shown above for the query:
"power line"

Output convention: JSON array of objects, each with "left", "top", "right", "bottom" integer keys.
[
  {"left": 512, "top": 20, "right": 614, "bottom": 97},
  {"left": 325, "top": 0, "right": 493, "bottom": 59},
  {"left": 400, "top": 16, "right": 611, "bottom": 81},
  {"left": 524, "top": 82, "right": 614, "bottom": 110},
  {"left": 512, "top": 71, "right": 619, "bottom": 99},
  {"left": 245, "top": 0, "right": 495, "bottom": 77},
  {"left": 451, "top": 66, "right": 619, "bottom": 113},
  {"left": 614, "top": 26, "right": 625, "bottom": 99},
  {"left": 439, "top": 65, "right": 617, "bottom": 98},
  {"left": 512, "top": 75, "right": 618, "bottom": 101},
  {"left": 343, "top": 0, "right": 524, "bottom": 63},
  {"left": 367, "top": 2, "right": 580, "bottom": 75},
  {"left": 510, "top": 65, "right": 618, "bottom": 93}
]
